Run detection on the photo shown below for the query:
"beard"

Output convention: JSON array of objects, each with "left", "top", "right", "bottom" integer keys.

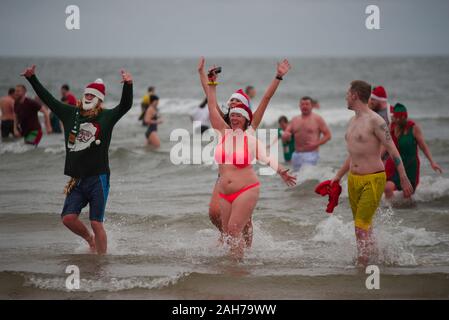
[
  {"left": 82, "top": 96, "right": 99, "bottom": 110},
  {"left": 79, "top": 99, "right": 103, "bottom": 118}
]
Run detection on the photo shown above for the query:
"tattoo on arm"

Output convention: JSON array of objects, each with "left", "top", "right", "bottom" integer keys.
[
  {"left": 380, "top": 123, "right": 391, "bottom": 141},
  {"left": 394, "top": 156, "right": 401, "bottom": 167}
]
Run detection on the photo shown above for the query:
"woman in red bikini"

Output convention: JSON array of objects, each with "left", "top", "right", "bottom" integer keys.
[
  {"left": 198, "top": 57, "right": 296, "bottom": 261},
  {"left": 197, "top": 57, "right": 292, "bottom": 249}
]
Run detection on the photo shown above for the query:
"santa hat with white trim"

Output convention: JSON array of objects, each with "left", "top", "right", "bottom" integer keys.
[
  {"left": 227, "top": 89, "right": 251, "bottom": 109},
  {"left": 229, "top": 103, "right": 253, "bottom": 124},
  {"left": 84, "top": 78, "right": 106, "bottom": 101},
  {"left": 371, "top": 86, "right": 387, "bottom": 102}
]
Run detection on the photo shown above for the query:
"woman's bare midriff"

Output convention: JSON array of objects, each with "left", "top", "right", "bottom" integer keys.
[{"left": 218, "top": 165, "right": 259, "bottom": 194}]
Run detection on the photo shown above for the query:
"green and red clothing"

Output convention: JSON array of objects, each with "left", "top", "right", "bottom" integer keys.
[
  {"left": 385, "top": 120, "right": 420, "bottom": 190},
  {"left": 27, "top": 75, "right": 133, "bottom": 178}
]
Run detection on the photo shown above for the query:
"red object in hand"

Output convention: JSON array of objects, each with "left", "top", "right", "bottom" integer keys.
[{"left": 314, "top": 180, "right": 342, "bottom": 214}]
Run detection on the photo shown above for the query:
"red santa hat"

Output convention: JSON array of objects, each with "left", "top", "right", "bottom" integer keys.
[
  {"left": 229, "top": 103, "right": 253, "bottom": 124},
  {"left": 227, "top": 89, "right": 251, "bottom": 109},
  {"left": 371, "top": 86, "right": 388, "bottom": 102},
  {"left": 84, "top": 79, "right": 105, "bottom": 101}
]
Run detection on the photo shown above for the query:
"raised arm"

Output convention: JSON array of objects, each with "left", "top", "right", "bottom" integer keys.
[
  {"left": 414, "top": 123, "right": 443, "bottom": 173},
  {"left": 197, "top": 57, "right": 224, "bottom": 118},
  {"left": 22, "top": 65, "right": 73, "bottom": 122},
  {"left": 198, "top": 57, "right": 228, "bottom": 133},
  {"left": 374, "top": 117, "right": 414, "bottom": 197},
  {"left": 110, "top": 70, "right": 133, "bottom": 122},
  {"left": 255, "top": 137, "right": 296, "bottom": 186},
  {"left": 252, "top": 59, "right": 291, "bottom": 129}
]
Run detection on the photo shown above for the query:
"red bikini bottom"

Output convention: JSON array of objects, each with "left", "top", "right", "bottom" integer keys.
[{"left": 219, "top": 182, "right": 260, "bottom": 204}]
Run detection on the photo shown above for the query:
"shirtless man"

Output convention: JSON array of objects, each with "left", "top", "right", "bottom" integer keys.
[
  {"left": 282, "top": 96, "right": 331, "bottom": 171},
  {"left": 0, "top": 88, "right": 19, "bottom": 139},
  {"left": 14, "top": 84, "right": 52, "bottom": 145},
  {"left": 331, "top": 80, "right": 413, "bottom": 266}
]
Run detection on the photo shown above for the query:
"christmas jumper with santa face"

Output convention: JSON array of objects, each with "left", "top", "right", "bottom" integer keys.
[{"left": 27, "top": 75, "right": 133, "bottom": 178}]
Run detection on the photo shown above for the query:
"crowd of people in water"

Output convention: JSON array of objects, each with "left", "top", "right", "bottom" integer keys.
[{"left": 0, "top": 58, "right": 443, "bottom": 265}]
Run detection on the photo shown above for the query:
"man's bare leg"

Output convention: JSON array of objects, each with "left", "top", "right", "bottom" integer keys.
[
  {"left": 62, "top": 214, "right": 96, "bottom": 252},
  {"left": 355, "top": 226, "right": 376, "bottom": 267},
  {"left": 90, "top": 221, "right": 107, "bottom": 255}
]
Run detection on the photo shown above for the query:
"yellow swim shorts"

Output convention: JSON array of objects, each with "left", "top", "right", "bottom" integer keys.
[{"left": 348, "top": 171, "right": 386, "bottom": 231}]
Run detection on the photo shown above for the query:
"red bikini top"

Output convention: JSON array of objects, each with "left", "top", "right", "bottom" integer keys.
[{"left": 214, "top": 132, "right": 253, "bottom": 169}]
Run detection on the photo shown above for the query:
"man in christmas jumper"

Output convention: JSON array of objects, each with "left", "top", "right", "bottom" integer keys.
[{"left": 22, "top": 65, "right": 133, "bottom": 254}]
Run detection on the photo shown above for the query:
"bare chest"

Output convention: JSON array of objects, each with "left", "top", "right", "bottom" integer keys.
[
  {"left": 293, "top": 118, "right": 319, "bottom": 135},
  {"left": 345, "top": 121, "right": 374, "bottom": 144}
]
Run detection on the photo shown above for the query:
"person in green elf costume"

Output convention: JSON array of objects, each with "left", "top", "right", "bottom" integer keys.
[{"left": 385, "top": 103, "right": 442, "bottom": 198}]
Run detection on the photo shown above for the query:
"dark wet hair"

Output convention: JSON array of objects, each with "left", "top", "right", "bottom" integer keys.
[
  {"left": 301, "top": 96, "right": 313, "bottom": 102},
  {"left": 61, "top": 84, "right": 70, "bottom": 91},
  {"left": 16, "top": 84, "right": 26, "bottom": 92},
  {"left": 245, "top": 86, "right": 254, "bottom": 95},
  {"left": 278, "top": 115, "right": 288, "bottom": 124},
  {"left": 148, "top": 86, "right": 155, "bottom": 92},
  {"left": 151, "top": 95, "right": 159, "bottom": 101},
  {"left": 350, "top": 80, "right": 371, "bottom": 104},
  {"left": 8, "top": 87, "right": 15, "bottom": 95}
]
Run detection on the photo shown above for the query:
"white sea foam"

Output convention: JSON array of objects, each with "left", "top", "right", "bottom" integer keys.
[
  {"left": 0, "top": 141, "right": 35, "bottom": 154},
  {"left": 25, "top": 272, "right": 188, "bottom": 292},
  {"left": 311, "top": 209, "right": 442, "bottom": 266}
]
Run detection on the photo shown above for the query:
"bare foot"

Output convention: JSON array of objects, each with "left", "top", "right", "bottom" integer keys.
[{"left": 86, "top": 235, "right": 96, "bottom": 253}]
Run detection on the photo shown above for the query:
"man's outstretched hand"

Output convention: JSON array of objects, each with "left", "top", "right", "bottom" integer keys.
[
  {"left": 121, "top": 69, "right": 133, "bottom": 84},
  {"left": 21, "top": 65, "right": 36, "bottom": 78}
]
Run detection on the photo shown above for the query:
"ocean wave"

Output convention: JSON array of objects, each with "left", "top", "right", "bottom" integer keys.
[
  {"left": 0, "top": 141, "right": 66, "bottom": 155},
  {"left": 292, "top": 165, "right": 449, "bottom": 202},
  {"left": 414, "top": 176, "right": 449, "bottom": 202},
  {"left": 311, "top": 211, "right": 442, "bottom": 266},
  {"left": 125, "top": 97, "right": 449, "bottom": 127},
  {"left": 44, "top": 146, "right": 65, "bottom": 154},
  {"left": 19, "top": 271, "right": 189, "bottom": 292},
  {"left": 0, "top": 141, "right": 35, "bottom": 154}
]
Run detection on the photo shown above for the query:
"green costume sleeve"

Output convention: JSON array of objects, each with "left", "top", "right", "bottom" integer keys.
[
  {"left": 27, "top": 75, "right": 74, "bottom": 123},
  {"left": 110, "top": 82, "right": 133, "bottom": 123}
]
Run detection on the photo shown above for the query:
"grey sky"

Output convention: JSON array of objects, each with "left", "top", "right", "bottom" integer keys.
[{"left": 1, "top": 0, "right": 448, "bottom": 57}]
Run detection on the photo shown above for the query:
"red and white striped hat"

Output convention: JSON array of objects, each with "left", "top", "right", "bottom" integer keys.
[
  {"left": 84, "top": 79, "right": 106, "bottom": 101},
  {"left": 371, "top": 86, "right": 387, "bottom": 102},
  {"left": 227, "top": 89, "right": 251, "bottom": 109},
  {"left": 229, "top": 103, "right": 253, "bottom": 124}
]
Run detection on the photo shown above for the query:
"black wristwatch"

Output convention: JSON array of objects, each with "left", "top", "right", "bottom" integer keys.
[{"left": 276, "top": 75, "right": 283, "bottom": 80}]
